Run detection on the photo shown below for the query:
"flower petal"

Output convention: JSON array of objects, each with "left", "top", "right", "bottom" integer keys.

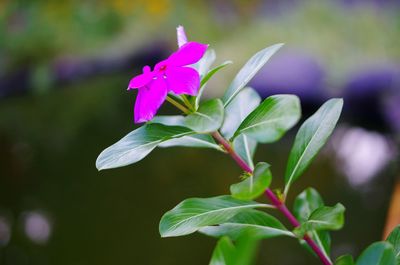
[
  {"left": 176, "top": 25, "right": 188, "bottom": 48},
  {"left": 154, "top": 59, "right": 169, "bottom": 72},
  {"left": 128, "top": 65, "right": 153, "bottom": 90},
  {"left": 134, "top": 77, "right": 168, "bottom": 123},
  {"left": 142, "top": 65, "right": 151, "bottom": 73},
  {"left": 166, "top": 66, "right": 200, "bottom": 96},
  {"left": 168, "top": 42, "right": 208, "bottom": 66}
]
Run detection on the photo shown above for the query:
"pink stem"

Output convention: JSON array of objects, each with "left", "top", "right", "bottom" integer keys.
[
  {"left": 304, "top": 235, "right": 332, "bottom": 265},
  {"left": 211, "top": 131, "right": 332, "bottom": 265}
]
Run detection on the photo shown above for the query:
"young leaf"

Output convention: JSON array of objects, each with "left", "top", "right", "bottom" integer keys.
[
  {"left": 200, "top": 209, "right": 293, "bottom": 240},
  {"left": 295, "top": 203, "right": 345, "bottom": 237},
  {"left": 230, "top": 162, "right": 272, "bottom": 200},
  {"left": 185, "top": 98, "right": 224, "bottom": 133},
  {"left": 96, "top": 123, "right": 193, "bottom": 170},
  {"left": 284, "top": 98, "right": 343, "bottom": 195},
  {"left": 196, "top": 61, "right": 232, "bottom": 109},
  {"left": 386, "top": 225, "right": 400, "bottom": 264},
  {"left": 159, "top": 195, "right": 272, "bottom": 237},
  {"left": 222, "top": 43, "right": 284, "bottom": 107},
  {"left": 221, "top": 87, "right": 261, "bottom": 168},
  {"left": 233, "top": 95, "right": 301, "bottom": 143},
  {"left": 294, "top": 188, "right": 324, "bottom": 223},
  {"left": 335, "top": 255, "right": 355, "bottom": 265},
  {"left": 293, "top": 188, "right": 331, "bottom": 256},
  {"left": 200, "top": 61, "right": 233, "bottom": 88},
  {"left": 356, "top": 242, "right": 396, "bottom": 265},
  {"left": 209, "top": 237, "right": 235, "bottom": 265}
]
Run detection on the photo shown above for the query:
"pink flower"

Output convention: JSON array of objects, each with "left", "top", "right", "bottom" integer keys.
[{"left": 128, "top": 41, "right": 208, "bottom": 123}]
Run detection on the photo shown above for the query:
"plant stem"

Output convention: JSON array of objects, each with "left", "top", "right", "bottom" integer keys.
[
  {"left": 212, "top": 131, "right": 253, "bottom": 171},
  {"left": 166, "top": 96, "right": 190, "bottom": 114},
  {"left": 211, "top": 131, "right": 332, "bottom": 265}
]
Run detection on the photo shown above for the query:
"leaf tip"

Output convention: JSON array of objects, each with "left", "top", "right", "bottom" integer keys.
[{"left": 95, "top": 160, "right": 103, "bottom": 171}]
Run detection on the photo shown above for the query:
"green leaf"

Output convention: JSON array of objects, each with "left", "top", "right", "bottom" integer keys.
[
  {"left": 221, "top": 88, "right": 261, "bottom": 138},
  {"left": 196, "top": 61, "right": 232, "bottom": 109},
  {"left": 284, "top": 98, "right": 343, "bottom": 195},
  {"left": 221, "top": 87, "right": 261, "bottom": 168},
  {"left": 335, "top": 255, "right": 355, "bottom": 265},
  {"left": 151, "top": 115, "right": 186, "bottom": 126},
  {"left": 200, "top": 61, "right": 233, "bottom": 88},
  {"left": 209, "top": 233, "right": 259, "bottom": 265},
  {"left": 209, "top": 237, "right": 235, "bottom": 265},
  {"left": 185, "top": 98, "right": 224, "bottom": 133},
  {"left": 231, "top": 232, "right": 259, "bottom": 265},
  {"left": 230, "top": 162, "right": 272, "bottom": 200},
  {"left": 151, "top": 115, "right": 222, "bottom": 150},
  {"left": 293, "top": 188, "right": 324, "bottom": 223},
  {"left": 232, "top": 136, "right": 258, "bottom": 169},
  {"left": 96, "top": 123, "right": 192, "bottom": 170},
  {"left": 200, "top": 209, "right": 293, "bottom": 240},
  {"left": 160, "top": 134, "right": 222, "bottom": 150},
  {"left": 293, "top": 188, "right": 331, "bottom": 256},
  {"left": 222, "top": 43, "right": 284, "bottom": 107},
  {"left": 233, "top": 94, "right": 301, "bottom": 143},
  {"left": 295, "top": 203, "right": 345, "bottom": 237},
  {"left": 356, "top": 242, "right": 396, "bottom": 265},
  {"left": 159, "top": 195, "right": 272, "bottom": 237},
  {"left": 386, "top": 225, "right": 400, "bottom": 264}
]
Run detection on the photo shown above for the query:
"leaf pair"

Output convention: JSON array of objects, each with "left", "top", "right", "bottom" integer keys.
[
  {"left": 96, "top": 98, "right": 226, "bottom": 170},
  {"left": 294, "top": 188, "right": 345, "bottom": 258},
  {"left": 222, "top": 91, "right": 302, "bottom": 170},
  {"left": 159, "top": 195, "right": 292, "bottom": 240},
  {"left": 220, "top": 43, "right": 286, "bottom": 168},
  {"left": 230, "top": 162, "right": 272, "bottom": 201},
  {"left": 294, "top": 203, "right": 345, "bottom": 237}
]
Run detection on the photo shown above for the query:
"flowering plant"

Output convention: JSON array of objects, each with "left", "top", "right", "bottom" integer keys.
[{"left": 96, "top": 26, "right": 400, "bottom": 265}]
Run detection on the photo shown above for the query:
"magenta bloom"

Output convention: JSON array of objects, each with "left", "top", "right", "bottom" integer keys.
[{"left": 128, "top": 41, "right": 208, "bottom": 123}]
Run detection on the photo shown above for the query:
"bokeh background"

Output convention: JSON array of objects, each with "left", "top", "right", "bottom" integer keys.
[{"left": 1, "top": 0, "right": 400, "bottom": 264}]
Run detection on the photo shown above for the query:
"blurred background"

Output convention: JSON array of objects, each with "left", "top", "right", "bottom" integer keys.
[{"left": 0, "top": 0, "right": 399, "bottom": 264}]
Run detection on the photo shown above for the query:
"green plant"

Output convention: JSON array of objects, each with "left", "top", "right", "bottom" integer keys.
[{"left": 96, "top": 27, "right": 400, "bottom": 265}]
